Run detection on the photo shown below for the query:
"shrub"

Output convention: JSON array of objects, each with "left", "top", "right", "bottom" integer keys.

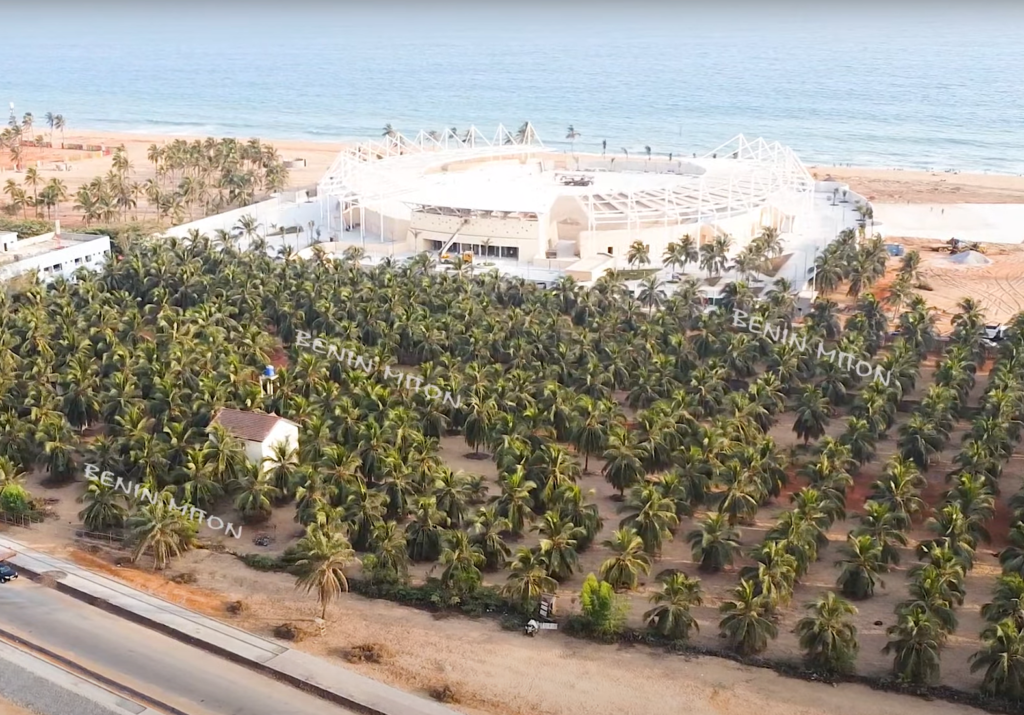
[
  {"left": 345, "top": 643, "right": 388, "bottom": 663},
  {"left": 0, "top": 218, "right": 53, "bottom": 239},
  {"left": 579, "top": 573, "right": 627, "bottom": 638},
  {"left": 0, "top": 486, "right": 33, "bottom": 516},
  {"left": 429, "top": 684, "right": 457, "bottom": 703},
  {"left": 226, "top": 600, "right": 246, "bottom": 614},
  {"left": 273, "top": 623, "right": 305, "bottom": 641},
  {"left": 241, "top": 553, "right": 285, "bottom": 571}
]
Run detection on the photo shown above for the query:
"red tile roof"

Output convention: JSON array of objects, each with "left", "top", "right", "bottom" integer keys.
[{"left": 209, "top": 408, "right": 295, "bottom": 443}]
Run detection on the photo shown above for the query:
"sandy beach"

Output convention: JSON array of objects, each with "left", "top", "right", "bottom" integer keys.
[
  {"left": 0, "top": 130, "right": 345, "bottom": 205},
  {"left": 4, "top": 130, "right": 1024, "bottom": 213},
  {"left": 807, "top": 165, "right": 1024, "bottom": 204}
]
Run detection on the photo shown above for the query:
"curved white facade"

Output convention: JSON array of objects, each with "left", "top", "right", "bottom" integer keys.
[{"left": 317, "top": 124, "right": 816, "bottom": 270}]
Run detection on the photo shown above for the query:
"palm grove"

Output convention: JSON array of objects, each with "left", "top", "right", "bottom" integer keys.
[
  {"left": 1, "top": 226, "right": 1023, "bottom": 703},
  {"left": 2, "top": 137, "right": 289, "bottom": 226}
]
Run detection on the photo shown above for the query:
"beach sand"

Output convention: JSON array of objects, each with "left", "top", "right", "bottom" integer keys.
[
  {"left": 807, "top": 165, "right": 1024, "bottom": 204},
  {"left": 0, "top": 130, "right": 345, "bottom": 208},
  {"left": 3, "top": 129, "right": 1024, "bottom": 212}
]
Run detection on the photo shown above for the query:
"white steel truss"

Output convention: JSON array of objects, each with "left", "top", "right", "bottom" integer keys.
[
  {"left": 318, "top": 123, "right": 545, "bottom": 203},
  {"left": 318, "top": 127, "right": 815, "bottom": 234}
]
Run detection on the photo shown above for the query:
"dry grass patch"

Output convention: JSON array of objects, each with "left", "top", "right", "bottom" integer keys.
[
  {"left": 342, "top": 642, "right": 390, "bottom": 664},
  {"left": 429, "top": 683, "right": 458, "bottom": 704}
]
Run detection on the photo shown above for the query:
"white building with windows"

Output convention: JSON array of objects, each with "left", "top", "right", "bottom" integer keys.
[{"left": 0, "top": 224, "right": 111, "bottom": 283}]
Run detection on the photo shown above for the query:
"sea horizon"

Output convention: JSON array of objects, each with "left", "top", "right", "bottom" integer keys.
[{"left": 3, "top": 4, "right": 1024, "bottom": 175}]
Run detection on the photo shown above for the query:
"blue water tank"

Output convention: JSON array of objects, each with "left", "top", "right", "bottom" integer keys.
[{"left": 263, "top": 365, "right": 276, "bottom": 379}]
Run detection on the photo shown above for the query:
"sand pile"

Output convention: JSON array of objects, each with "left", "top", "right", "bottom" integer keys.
[{"left": 946, "top": 250, "right": 992, "bottom": 266}]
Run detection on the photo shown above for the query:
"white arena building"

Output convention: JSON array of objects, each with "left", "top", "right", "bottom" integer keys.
[
  {"left": 315, "top": 124, "right": 857, "bottom": 285},
  {"left": 163, "top": 123, "right": 867, "bottom": 295}
]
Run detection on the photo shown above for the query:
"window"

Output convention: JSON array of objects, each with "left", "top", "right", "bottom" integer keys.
[
  {"left": 500, "top": 246, "right": 519, "bottom": 260},
  {"left": 74, "top": 258, "right": 83, "bottom": 265},
  {"left": 607, "top": 246, "right": 614, "bottom": 254}
]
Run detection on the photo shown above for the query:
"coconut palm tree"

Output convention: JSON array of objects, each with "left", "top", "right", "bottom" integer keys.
[
  {"left": 126, "top": 495, "right": 198, "bottom": 570},
  {"left": 364, "top": 520, "right": 409, "bottom": 584},
  {"left": 644, "top": 571, "right": 703, "bottom": 641},
  {"left": 970, "top": 619, "right": 1024, "bottom": 700},
  {"left": 719, "top": 579, "right": 778, "bottom": 656},
  {"left": 619, "top": 485, "right": 679, "bottom": 554},
  {"left": 599, "top": 527, "right": 651, "bottom": 590},
  {"left": 686, "top": 511, "right": 741, "bottom": 572},
  {"left": 836, "top": 534, "right": 887, "bottom": 599},
  {"left": 884, "top": 607, "right": 943, "bottom": 684},
  {"left": 793, "top": 385, "right": 831, "bottom": 445},
  {"left": 663, "top": 236, "right": 698, "bottom": 280},
  {"left": 565, "top": 125, "right": 580, "bottom": 154},
  {"left": 1000, "top": 525, "right": 1024, "bottom": 577},
  {"left": 469, "top": 504, "right": 511, "bottom": 570},
  {"left": 54, "top": 114, "right": 66, "bottom": 148},
  {"left": 535, "top": 511, "right": 583, "bottom": 581},
  {"left": 501, "top": 547, "right": 556, "bottom": 610},
  {"left": 853, "top": 501, "right": 909, "bottom": 565},
  {"left": 982, "top": 573, "right": 1024, "bottom": 627},
  {"left": 77, "top": 478, "right": 129, "bottom": 531},
  {"left": 794, "top": 591, "right": 859, "bottom": 674},
  {"left": 290, "top": 524, "right": 355, "bottom": 619},
  {"left": 233, "top": 470, "right": 279, "bottom": 522},
  {"left": 626, "top": 241, "right": 651, "bottom": 271},
  {"left": 439, "top": 529, "right": 485, "bottom": 595}
]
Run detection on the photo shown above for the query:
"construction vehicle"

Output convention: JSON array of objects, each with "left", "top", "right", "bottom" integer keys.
[
  {"left": 935, "top": 238, "right": 983, "bottom": 254},
  {"left": 462, "top": 251, "right": 473, "bottom": 263}
]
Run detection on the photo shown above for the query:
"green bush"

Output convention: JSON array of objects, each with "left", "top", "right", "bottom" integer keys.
[
  {"left": 0, "top": 218, "right": 54, "bottom": 239},
  {"left": 579, "top": 573, "right": 628, "bottom": 638},
  {"left": 347, "top": 576, "right": 509, "bottom": 617},
  {"left": 0, "top": 486, "right": 33, "bottom": 516},
  {"left": 240, "top": 553, "right": 285, "bottom": 571}
]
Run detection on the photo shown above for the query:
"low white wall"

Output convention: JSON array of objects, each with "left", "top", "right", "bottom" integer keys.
[{"left": 162, "top": 194, "right": 326, "bottom": 247}]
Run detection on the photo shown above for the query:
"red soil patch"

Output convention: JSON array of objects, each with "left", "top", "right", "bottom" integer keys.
[{"left": 67, "top": 548, "right": 228, "bottom": 616}]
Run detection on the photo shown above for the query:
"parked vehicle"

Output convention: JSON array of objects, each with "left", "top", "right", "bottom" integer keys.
[{"left": 0, "top": 563, "right": 19, "bottom": 583}]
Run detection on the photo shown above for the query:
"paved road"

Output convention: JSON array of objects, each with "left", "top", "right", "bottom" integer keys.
[{"left": 0, "top": 579, "right": 357, "bottom": 715}]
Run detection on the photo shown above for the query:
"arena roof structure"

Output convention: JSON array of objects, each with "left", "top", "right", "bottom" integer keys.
[{"left": 317, "top": 125, "right": 815, "bottom": 231}]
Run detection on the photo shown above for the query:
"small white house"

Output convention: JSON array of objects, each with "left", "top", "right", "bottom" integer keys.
[
  {"left": 209, "top": 408, "right": 299, "bottom": 473},
  {"left": 0, "top": 224, "right": 111, "bottom": 284}
]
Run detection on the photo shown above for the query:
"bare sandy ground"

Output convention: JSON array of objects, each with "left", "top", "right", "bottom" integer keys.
[
  {"left": 858, "top": 238, "right": 1024, "bottom": 331},
  {"left": 807, "top": 165, "right": 1024, "bottom": 204}
]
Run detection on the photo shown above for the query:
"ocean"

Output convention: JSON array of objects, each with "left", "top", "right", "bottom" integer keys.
[{"left": 2, "top": 3, "right": 1023, "bottom": 173}]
